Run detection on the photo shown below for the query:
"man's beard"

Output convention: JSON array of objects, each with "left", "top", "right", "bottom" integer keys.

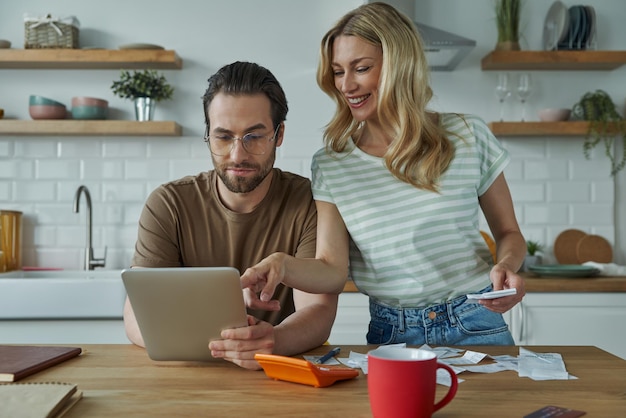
[{"left": 213, "top": 149, "right": 275, "bottom": 194}]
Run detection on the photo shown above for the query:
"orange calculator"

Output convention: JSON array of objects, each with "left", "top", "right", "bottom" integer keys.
[{"left": 255, "top": 353, "right": 359, "bottom": 388}]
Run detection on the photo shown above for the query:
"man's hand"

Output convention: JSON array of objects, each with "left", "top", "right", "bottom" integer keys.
[{"left": 208, "top": 315, "right": 275, "bottom": 370}]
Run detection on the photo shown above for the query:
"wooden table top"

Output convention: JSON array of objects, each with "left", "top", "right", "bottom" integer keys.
[
  {"left": 20, "top": 344, "right": 626, "bottom": 417},
  {"left": 342, "top": 274, "right": 626, "bottom": 293}
]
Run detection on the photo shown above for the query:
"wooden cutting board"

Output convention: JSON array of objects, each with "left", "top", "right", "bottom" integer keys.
[
  {"left": 554, "top": 229, "right": 587, "bottom": 264},
  {"left": 576, "top": 234, "right": 613, "bottom": 263}
]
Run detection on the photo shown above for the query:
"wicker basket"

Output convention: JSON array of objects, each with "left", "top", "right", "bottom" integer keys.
[{"left": 24, "top": 14, "right": 79, "bottom": 49}]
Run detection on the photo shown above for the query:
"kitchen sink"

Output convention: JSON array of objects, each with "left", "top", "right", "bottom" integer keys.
[{"left": 0, "top": 270, "right": 126, "bottom": 319}]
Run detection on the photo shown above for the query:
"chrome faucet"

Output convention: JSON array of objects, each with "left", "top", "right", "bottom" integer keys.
[{"left": 73, "top": 185, "right": 106, "bottom": 270}]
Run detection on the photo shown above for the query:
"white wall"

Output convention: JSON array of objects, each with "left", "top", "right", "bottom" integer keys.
[{"left": 0, "top": 0, "right": 624, "bottom": 269}]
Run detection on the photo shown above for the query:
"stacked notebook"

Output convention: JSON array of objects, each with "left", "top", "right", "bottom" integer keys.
[{"left": 0, "top": 345, "right": 83, "bottom": 418}]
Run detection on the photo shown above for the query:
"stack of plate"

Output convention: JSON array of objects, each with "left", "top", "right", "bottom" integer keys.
[
  {"left": 528, "top": 264, "right": 600, "bottom": 278},
  {"left": 543, "top": 1, "right": 597, "bottom": 51}
]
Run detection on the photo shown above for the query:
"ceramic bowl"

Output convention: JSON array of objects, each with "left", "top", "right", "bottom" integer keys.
[
  {"left": 0, "top": 39, "right": 11, "bottom": 49},
  {"left": 71, "top": 96, "right": 108, "bottom": 108},
  {"left": 71, "top": 105, "right": 107, "bottom": 120},
  {"left": 29, "top": 95, "right": 66, "bottom": 107},
  {"left": 538, "top": 108, "right": 571, "bottom": 122},
  {"left": 29, "top": 104, "right": 68, "bottom": 120}
]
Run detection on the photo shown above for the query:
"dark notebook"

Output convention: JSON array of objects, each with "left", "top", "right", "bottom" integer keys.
[{"left": 0, "top": 345, "right": 82, "bottom": 382}]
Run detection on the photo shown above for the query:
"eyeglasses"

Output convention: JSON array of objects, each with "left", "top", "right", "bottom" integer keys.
[{"left": 204, "top": 124, "right": 280, "bottom": 156}]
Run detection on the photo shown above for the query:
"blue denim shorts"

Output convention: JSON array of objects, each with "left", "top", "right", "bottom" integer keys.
[{"left": 366, "top": 286, "right": 515, "bottom": 346}]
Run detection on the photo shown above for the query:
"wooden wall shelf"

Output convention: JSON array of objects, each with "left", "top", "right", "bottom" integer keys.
[
  {"left": 481, "top": 50, "right": 626, "bottom": 71},
  {"left": 0, "top": 120, "right": 182, "bottom": 136},
  {"left": 490, "top": 121, "right": 588, "bottom": 136},
  {"left": 0, "top": 49, "right": 182, "bottom": 69},
  {"left": 488, "top": 121, "right": 624, "bottom": 136}
]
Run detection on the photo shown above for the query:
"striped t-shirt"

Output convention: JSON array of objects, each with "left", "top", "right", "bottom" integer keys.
[{"left": 311, "top": 113, "right": 509, "bottom": 307}]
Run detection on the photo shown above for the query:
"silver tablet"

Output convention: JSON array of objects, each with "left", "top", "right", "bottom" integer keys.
[{"left": 121, "top": 267, "right": 248, "bottom": 361}]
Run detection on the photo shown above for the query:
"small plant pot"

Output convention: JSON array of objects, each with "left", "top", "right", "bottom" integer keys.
[
  {"left": 522, "top": 255, "right": 542, "bottom": 272},
  {"left": 134, "top": 97, "right": 155, "bottom": 121}
]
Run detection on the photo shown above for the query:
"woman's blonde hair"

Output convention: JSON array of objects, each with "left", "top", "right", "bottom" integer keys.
[{"left": 317, "top": 2, "right": 454, "bottom": 192}]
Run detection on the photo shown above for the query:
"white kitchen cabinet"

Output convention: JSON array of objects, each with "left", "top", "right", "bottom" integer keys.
[
  {"left": 0, "top": 320, "right": 128, "bottom": 344},
  {"left": 505, "top": 293, "right": 626, "bottom": 360},
  {"left": 329, "top": 292, "right": 370, "bottom": 345}
]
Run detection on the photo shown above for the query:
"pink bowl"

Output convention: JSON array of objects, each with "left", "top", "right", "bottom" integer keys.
[
  {"left": 71, "top": 96, "right": 108, "bottom": 108},
  {"left": 29, "top": 104, "right": 68, "bottom": 120},
  {"left": 538, "top": 108, "right": 571, "bottom": 122}
]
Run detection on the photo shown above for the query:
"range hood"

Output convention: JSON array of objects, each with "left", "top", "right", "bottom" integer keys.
[{"left": 415, "top": 22, "right": 476, "bottom": 71}]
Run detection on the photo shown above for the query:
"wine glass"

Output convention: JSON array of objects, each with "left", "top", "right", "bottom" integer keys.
[
  {"left": 516, "top": 73, "right": 532, "bottom": 122},
  {"left": 495, "top": 73, "right": 511, "bottom": 122}
]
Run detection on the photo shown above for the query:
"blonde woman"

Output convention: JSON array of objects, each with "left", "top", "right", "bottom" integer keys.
[{"left": 243, "top": 2, "right": 526, "bottom": 346}]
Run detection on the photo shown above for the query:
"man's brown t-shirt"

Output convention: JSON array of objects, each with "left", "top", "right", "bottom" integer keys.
[{"left": 132, "top": 168, "right": 317, "bottom": 325}]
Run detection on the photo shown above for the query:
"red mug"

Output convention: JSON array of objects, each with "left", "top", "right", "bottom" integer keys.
[{"left": 368, "top": 347, "right": 458, "bottom": 418}]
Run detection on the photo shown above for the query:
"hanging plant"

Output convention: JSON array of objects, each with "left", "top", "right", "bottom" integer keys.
[{"left": 571, "top": 90, "right": 626, "bottom": 176}]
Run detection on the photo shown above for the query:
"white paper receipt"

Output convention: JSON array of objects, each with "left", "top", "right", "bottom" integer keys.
[{"left": 466, "top": 288, "right": 517, "bottom": 300}]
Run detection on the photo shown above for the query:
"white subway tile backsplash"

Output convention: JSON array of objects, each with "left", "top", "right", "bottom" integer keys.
[
  {"left": 147, "top": 139, "right": 194, "bottom": 158},
  {"left": 170, "top": 160, "right": 213, "bottom": 180},
  {"left": 547, "top": 138, "right": 585, "bottom": 158},
  {"left": 103, "top": 204, "right": 124, "bottom": 224},
  {"left": 524, "top": 160, "right": 567, "bottom": 180},
  {"left": 30, "top": 249, "right": 82, "bottom": 270},
  {"left": 508, "top": 182, "right": 545, "bottom": 202},
  {"left": 102, "top": 141, "right": 148, "bottom": 158},
  {"left": 3, "top": 132, "right": 617, "bottom": 270},
  {"left": 124, "top": 159, "right": 172, "bottom": 180},
  {"left": 34, "top": 204, "right": 82, "bottom": 225},
  {"left": 58, "top": 140, "right": 102, "bottom": 158},
  {"left": 123, "top": 204, "right": 144, "bottom": 226},
  {"left": 525, "top": 203, "right": 569, "bottom": 225},
  {"left": 0, "top": 141, "right": 12, "bottom": 157},
  {"left": 572, "top": 204, "right": 613, "bottom": 225},
  {"left": 0, "top": 160, "right": 35, "bottom": 179},
  {"left": 14, "top": 181, "right": 57, "bottom": 201},
  {"left": 59, "top": 182, "right": 101, "bottom": 203},
  {"left": 82, "top": 160, "right": 125, "bottom": 180},
  {"left": 275, "top": 159, "right": 308, "bottom": 178},
  {"left": 14, "top": 140, "right": 58, "bottom": 158},
  {"left": 503, "top": 138, "right": 547, "bottom": 158},
  {"left": 591, "top": 181, "right": 614, "bottom": 203},
  {"left": 33, "top": 225, "right": 57, "bottom": 246},
  {"left": 36, "top": 160, "right": 81, "bottom": 179},
  {"left": 58, "top": 225, "right": 93, "bottom": 247},
  {"left": 102, "top": 182, "right": 147, "bottom": 202},
  {"left": 548, "top": 182, "right": 590, "bottom": 202},
  {"left": 0, "top": 182, "right": 11, "bottom": 201},
  {"left": 0, "top": 160, "right": 18, "bottom": 178},
  {"left": 504, "top": 160, "right": 523, "bottom": 180},
  {"left": 571, "top": 159, "right": 614, "bottom": 180}
]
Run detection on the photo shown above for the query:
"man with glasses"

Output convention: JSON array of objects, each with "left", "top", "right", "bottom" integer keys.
[{"left": 123, "top": 61, "right": 338, "bottom": 370}]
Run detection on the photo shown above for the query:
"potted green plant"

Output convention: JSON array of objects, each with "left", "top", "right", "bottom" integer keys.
[
  {"left": 572, "top": 90, "right": 626, "bottom": 176},
  {"left": 110, "top": 70, "right": 174, "bottom": 121},
  {"left": 494, "top": 0, "right": 522, "bottom": 50},
  {"left": 522, "top": 240, "right": 543, "bottom": 272}
]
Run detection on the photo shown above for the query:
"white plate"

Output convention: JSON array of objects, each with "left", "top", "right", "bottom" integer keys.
[
  {"left": 118, "top": 43, "right": 164, "bottom": 50},
  {"left": 543, "top": 1, "right": 569, "bottom": 51}
]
